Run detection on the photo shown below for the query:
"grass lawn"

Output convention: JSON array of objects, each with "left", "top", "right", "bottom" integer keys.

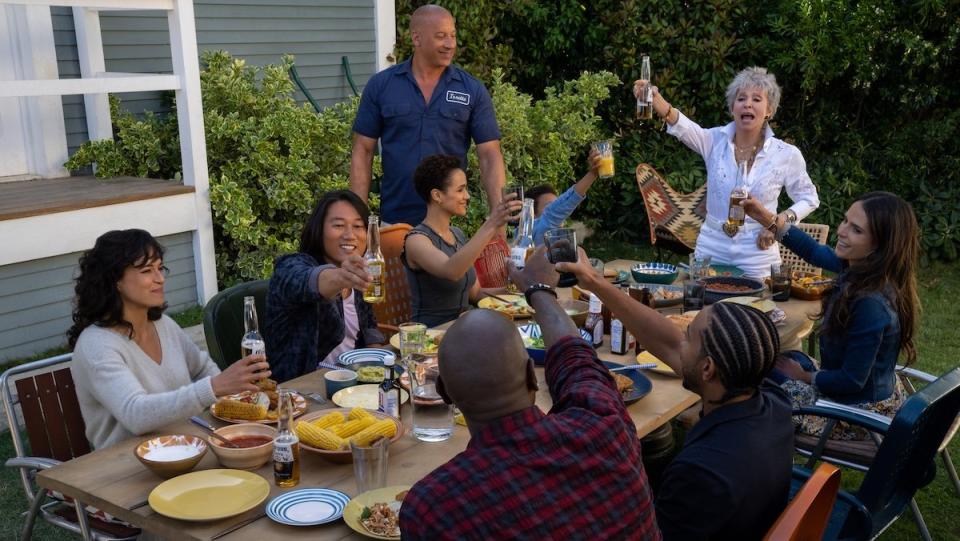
[{"left": 0, "top": 238, "right": 956, "bottom": 539}]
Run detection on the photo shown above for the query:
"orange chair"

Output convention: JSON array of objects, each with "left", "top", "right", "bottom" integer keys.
[
  {"left": 764, "top": 463, "right": 841, "bottom": 541},
  {"left": 373, "top": 224, "right": 414, "bottom": 335},
  {"left": 474, "top": 237, "right": 511, "bottom": 288}
]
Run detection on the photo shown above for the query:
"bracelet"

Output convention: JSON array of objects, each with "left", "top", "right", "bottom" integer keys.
[
  {"left": 765, "top": 220, "right": 778, "bottom": 234},
  {"left": 661, "top": 106, "right": 674, "bottom": 121},
  {"left": 524, "top": 283, "right": 558, "bottom": 305}
]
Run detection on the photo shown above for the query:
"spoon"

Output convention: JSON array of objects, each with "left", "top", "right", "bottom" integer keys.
[{"left": 189, "top": 416, "right": 240, "bottom": 448}]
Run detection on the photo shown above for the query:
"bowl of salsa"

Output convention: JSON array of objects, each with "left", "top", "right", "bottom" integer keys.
[{"left": 208, "top": 423, "right": 276, "bottom": 469}]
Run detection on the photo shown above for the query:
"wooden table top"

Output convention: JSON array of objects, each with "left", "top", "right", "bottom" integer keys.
[{"left": 36, "top": 258, "right": 818, "bottom": 540}]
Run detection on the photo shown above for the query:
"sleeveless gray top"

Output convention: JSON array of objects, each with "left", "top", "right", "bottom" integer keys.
[{"left": 402, "top": 224, "right": 477, "bottom": 327}]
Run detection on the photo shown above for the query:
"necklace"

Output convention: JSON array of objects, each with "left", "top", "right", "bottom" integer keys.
[{"left": 734, "top": 140, "right": 760, "bottom": 166}]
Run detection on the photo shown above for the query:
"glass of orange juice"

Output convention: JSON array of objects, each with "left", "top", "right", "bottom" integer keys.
[{"left": 593, "top": 140, "right": 615, "bottom": 178}]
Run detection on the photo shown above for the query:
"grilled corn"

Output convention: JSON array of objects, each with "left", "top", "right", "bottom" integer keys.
[
  {"left": 296, "top": 421, "right": 345, "bottom": 450},
  {"left": 329, "top": 417, "right": 376, "bottom": 438},
  {"left": 349, "top": 419, "right": 397, "bottom": 447},
  {"left": 214, "top": 399, "right": 267, "bottom": 420},
  {"left": 310, "top": 410, "right": 345, "bottom": 429}
]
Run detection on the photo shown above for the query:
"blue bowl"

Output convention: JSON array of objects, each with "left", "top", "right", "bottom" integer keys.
[
  {"left": 518, "top": 323, "right": 547, "bottom": 365},
  {"left": 631, "top": 262, "right": 679, "bottom": 285}
]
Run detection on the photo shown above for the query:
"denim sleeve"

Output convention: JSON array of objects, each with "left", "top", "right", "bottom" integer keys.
[
  {"left": 532, "top": 186, "right": 585, "bottom": 246},
  {"left": 812, "top": 296, "right": 891, "bottom": 397},
  {"left": 780, "top": 225, "right": 844, "bottom": 274},
  {"left": 352, "top": 73, "right": 383, "bottom": 139},
  {"left": 469, "top": 82, "right": 501, "bottom": 144}
]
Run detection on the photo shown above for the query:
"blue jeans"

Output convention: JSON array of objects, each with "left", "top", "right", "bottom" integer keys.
[{"left": 768, "top": 350, "right": 818, "bottom": 385}]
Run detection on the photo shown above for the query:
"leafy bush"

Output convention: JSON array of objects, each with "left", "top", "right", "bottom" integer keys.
[{"left": 66, "top": 51, "right": 380, "bottom": 285}]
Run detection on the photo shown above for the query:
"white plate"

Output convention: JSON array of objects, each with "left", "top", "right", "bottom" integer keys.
[
  {"left": 332, "top": 384, "right": 409, "bottom": 410},
  {"left": 718, "top": 296, "right": 777, "bottom": 313},
  {"left": 266, "top": 488, "right": 350, "bottom": 526},
  {"left": 338, "top": 348, "right": 397, "bottom": 367}
]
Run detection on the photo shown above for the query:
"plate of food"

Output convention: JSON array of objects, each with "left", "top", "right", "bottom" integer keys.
[
  {"left": 718, "top": 296, "right": 777, "bottom": 313},
  {"left": 266, "top": 488, "right": 351, "bottom": 526},
  {"left": 210, "top": 380, "right": 307, "bottom": 424},
  {"left": 477, "top": 294, "right": 534, "bottom": 319},
  {"left": 791, "top": 273, "right": 835, "bottom": 300},
  {"left": 706, "top": 264, "right": 745, "bottom": 277},
  {"left": 343, "top": 485, "right": 411, "bottom": 539},
  {"left": 387, "top": 329, "right": 445, "bottom": 354},
  {"left": 636, "top": 350, "right": 679, "bottom": 377},
  {"left": 517, "top": 323, "right": 546, "bottom": 364},
  {"left": 296, "top": 408, "right": 403, "bottom": 463},
  {"left": 665, "top": 312, "right": 697, "bottom": 332},
  {"left": 601, "top": 361, "right": 653, "bottom": 405},
  {"left": 632, "top": 283, "right": 684, "bottom": 307},
  {"left": 332, "top": 384, "right": 409, "bottom": 410}
]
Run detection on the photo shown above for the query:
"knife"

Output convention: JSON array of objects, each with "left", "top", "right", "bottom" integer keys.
[{"left": 610, "top": 363, "right": 659, "bottom": 372}]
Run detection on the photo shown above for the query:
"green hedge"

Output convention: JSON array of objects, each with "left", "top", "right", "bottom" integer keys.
[{"left": 397, "top": 0, "right": 960, "bottom": 262}]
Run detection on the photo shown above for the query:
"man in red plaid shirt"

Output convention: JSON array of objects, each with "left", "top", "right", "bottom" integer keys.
[{"left": 400, "top": 247, "right": 661, "bottom": 540}]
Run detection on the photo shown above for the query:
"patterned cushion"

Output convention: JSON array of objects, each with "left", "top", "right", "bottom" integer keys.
[{"left": 636, "top": 164, "right": 707, "bottom": 251}]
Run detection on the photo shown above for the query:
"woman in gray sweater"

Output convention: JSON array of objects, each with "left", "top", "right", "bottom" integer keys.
[{"left": 68, "top": 229, "right": 268, "bottom": 449}]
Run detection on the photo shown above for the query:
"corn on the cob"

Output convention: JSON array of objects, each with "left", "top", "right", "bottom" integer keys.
[
  {"left": 329, "top": 417, "right": 376, "bottom": 438},
  {"left": 310, "top": 411, "right": 345, "bottom": 429},
  {"left": 214, "top": 399, "right": 267, "bottom": 420},
  {"left": 296, "top": 421, "right": 345, "bottom": 450},
  {"left": 347, "top": 408, "right": 375, "bottom": 422},
  {"left": 349, "top": 419, "right": 397, "bottom": 447}
]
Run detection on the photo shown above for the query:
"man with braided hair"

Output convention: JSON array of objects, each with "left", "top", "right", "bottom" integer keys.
[{"left": 559, "top": 256, "right": 794, "bottom": 540}]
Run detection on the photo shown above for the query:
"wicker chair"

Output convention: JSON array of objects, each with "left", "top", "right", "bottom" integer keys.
[
  {"left": 373, "top": 224, "right": 414, "bottom": 334},
  {"left": 781, "top": 223, "right": 831, "bottom": 276},
  {"left": 636, "top": 164, "right": 707, "bottom": 257}
]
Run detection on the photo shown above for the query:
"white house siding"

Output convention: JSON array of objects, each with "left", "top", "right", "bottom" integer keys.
[
  {"left": 51, "top": 0, "right": 377, "bottom": 156},
  {"left": 0, "top": 232, "right": 196, "bottom": 362}
]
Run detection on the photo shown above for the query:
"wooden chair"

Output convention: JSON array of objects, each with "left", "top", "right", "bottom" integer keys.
[
  {"left": 373, "top": 223, "right": 414, "bottom": 334},
  {"left": 202, "top": 279, "right": 269, "bottom": 369},
  {"left": 791, "top": 367, "right": 960, "bottom": 540},
  {"left": 764, "top": 464, "right": 840, "bottom": 541},
  {"left": 636, "top": 163, "right": 707, "bottom": 258},
  {"left": 474, "top": 236, "right": 510, "bottom": 288},
  {"left": 2, "top": 354, "right": 139, "bottom": 541},
  {"left": 781, "top": 223, "right": 831, "bottom": 276}
]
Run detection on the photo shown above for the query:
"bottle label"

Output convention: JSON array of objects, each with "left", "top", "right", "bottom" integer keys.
[
  {"left": 241, "top": 337, "right": 265, "bottom": 356},
  {"left": 379, "top": 389, "right": 400, "bottom": 418},
  {"left": 592, "top": 320, "right": 603, "bottom": 346},
  {"left": 510, "top": 247, "right": 526, "bottom": 269},
  {"left": 273, "top": 441, "right": 294, "bottom": 463},
  {"left": 611, "top": 320, "right": 625, "bottom": 354},
  {"left": 368, "top": 263, "right": 382, "bottom": 277}
]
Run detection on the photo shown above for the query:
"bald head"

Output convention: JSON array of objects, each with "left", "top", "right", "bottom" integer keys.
[
  {"left": 410, "top": 4, "right": 453, "bottom": 31},
  {"left": 438, "top": 310, "right": 535, "bottom": 422}
]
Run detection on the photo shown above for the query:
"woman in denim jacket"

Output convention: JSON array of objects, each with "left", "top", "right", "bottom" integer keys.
[
  {"left": 264, "top": 191, "right": 384, "bottom": 382},
  {"left": 743, "top": 191, "right": 920, "bottom": 438}
]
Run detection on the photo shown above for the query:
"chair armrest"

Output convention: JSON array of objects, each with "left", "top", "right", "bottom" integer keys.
[
  {"left": 791, "top": 466, "right": 874, "bottom": 535},
  {"left": 794, "top": 401, "right": 891, "bottom": 435},
  {"left": 896, "top": 365, "right": 936, "bottom": 384},
  {"left": 6, "top": 456, "right": 62, "bottom": 470}
]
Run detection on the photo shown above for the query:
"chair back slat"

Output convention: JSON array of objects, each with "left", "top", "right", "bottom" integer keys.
[
  {"left": 636, "top": 163, "right": 706, "bottom": 254},
  {"left": 374, "top": 224, "right": 414, "bottom": 327},
  {"left": 15, "top": 376, "right": 55, "bottom": 460},
  {"left": 474, "top": 237, "right": 510, "bottom": 288},
  {"left": 14, "top": 367, "right": 89, "bottom": 462},
  {"left": 764, "top": 464, "right": 840, "bottom": 541},
  {"left": 54, "top": 368, "right": 90, "bottom": 457},
  {"left": 780, "top": 223, "right": 830, "bottom": 276}
]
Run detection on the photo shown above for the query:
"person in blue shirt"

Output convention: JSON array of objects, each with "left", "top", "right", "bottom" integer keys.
[
  {"left": 527, "top": 147, "right": 602, "bottom": 246},
  {"left": 742, "top": 191, "right": 920, "bottom": 437},
  {"left": 350, "top": 4, "right": 506, "bottom": 226}
]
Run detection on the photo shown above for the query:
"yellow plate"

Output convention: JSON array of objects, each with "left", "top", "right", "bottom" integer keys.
[
  {"left": 636, "top": 351, "right": 679, "bottom": 377},
  {"left": 332, "top": 384, "right": 409, "bottom": 410},
  {"left": 387, "top": 329, "right": 445, "bottom": 353},
  {"left": 211, "top": 391, "right": 307, "bottom": 424},
  {"left": 477, "top": 295, "right": 534, "bottom": 318},
  {"left": 718, "top": 296, "right": 777, "bottom": 313},
  {"left": 148, "top": 469, "right": 269, "bottom": 521},
  {"left": 343, "top": 485, "right": 411, "bottom": 539}
]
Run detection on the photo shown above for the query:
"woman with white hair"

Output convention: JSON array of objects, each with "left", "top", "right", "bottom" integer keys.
[{"left": 634, "top": 67, "right": 819, "bottom": 277}]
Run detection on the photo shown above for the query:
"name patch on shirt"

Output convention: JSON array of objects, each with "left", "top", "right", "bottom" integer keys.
[{"left": 445, "top": 90, "right": 471, "bottom": 106}]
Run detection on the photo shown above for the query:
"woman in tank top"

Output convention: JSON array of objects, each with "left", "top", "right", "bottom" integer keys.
[{"left": 402, "top": 155, "right": 522, "bottom": 327}]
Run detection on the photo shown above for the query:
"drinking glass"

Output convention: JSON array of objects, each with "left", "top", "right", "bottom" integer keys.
[
  {"left": 592, "top": 140, "right": 615, "bottom": 178},
  {"left": 543, "top": 228, "right": 579, "bottom": 288},
  {"left": 398, "top": 322, "right": 426, "bottom": 362},
  {"left": 351, "top": 439, "right": 389, "bottom": 493},
  {"left": 502, "top": 183, "right": 524, "bottom": 203},
  {"left": 409, "top": 357, "right": 453, "bottom": 442},
  {"left": 770, "top": 263, "right": 792, "bottom": 302},
  {"left": 689, "top": 254, "right": 712, "bottom": 280},
  {"left": 682, "top": 280, "right": 705, "bottom": 313}
]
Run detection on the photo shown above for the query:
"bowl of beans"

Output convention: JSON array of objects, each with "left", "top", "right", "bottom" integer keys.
[{"left": 701, "top": 277, "right": 765, "bottom": 305}]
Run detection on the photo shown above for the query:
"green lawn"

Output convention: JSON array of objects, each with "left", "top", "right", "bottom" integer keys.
[{"left": 1, "top": 240, "right": 957, "bottom": 539}]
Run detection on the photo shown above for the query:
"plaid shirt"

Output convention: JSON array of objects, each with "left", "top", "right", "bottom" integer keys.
[{"left": 400, "top": 336, "right": 661, "bottom": 540}]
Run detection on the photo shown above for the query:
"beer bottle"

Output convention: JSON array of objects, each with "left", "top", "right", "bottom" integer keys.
[
  {"left": 273, "top": 389, "right": 301, "bottom": 487},
  {"left": 637, "top": 55, "right": 654, "bottom": 120},
  {"left": 582, "top": 293, "right": 604, "bottom": 348},
  {"left": 363, "top": 214, "right": 385, "bottom": 303},
  {"left": 241, "top": 296, "right": 265, "bottom": 358},
  {"left": 378, "top": 356, "right": 401, "bottom": 418},
  {"left": 727, "top": 161, "right": 749, "bottom": 227},
  {"left": 507, "top": 199, "right": 536, "bottom": 293}
]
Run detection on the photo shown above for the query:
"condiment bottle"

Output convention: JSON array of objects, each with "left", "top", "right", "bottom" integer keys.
[
  {"left": 378, "top": 356, "right": 402, "bottom": 418},
  {"left": 273, "top": 389, "right": 300, "bottom": 487},
  {"left": 582, "top": 293, "right": 604, "bottom": 348}
]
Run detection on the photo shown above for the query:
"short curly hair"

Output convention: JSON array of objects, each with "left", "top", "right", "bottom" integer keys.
[
  {"left": 725, "top": 66, "right": 782, "bottom": 120},
  {"left": 413, "top": 155, "right": 464, "bottom": 203},
  {"left": 67, "top": 229, "right": 166, "bottom": 348}
]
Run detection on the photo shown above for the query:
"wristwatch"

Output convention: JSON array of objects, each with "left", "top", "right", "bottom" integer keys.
[
  {"left": 524, "top": 283, "right": 558, "bottom": 305},
  {"left": 783, "top": 209, "right": 798, "bottom": 224}
]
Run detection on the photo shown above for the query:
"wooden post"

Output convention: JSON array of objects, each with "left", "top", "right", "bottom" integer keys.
[
  {"left": 168, "top": 0, "right": 218, "bottom": 304},
  {"left": 72, "top": 7, "right": 112, "bottom": 142}
]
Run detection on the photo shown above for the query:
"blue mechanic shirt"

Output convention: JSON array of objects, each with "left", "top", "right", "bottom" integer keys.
[{"left": 353, "top": 60, "right": 501, "bottom": 225}]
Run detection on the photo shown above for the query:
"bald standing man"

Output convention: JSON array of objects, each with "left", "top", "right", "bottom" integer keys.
[
  {"left": 350, "top": 4, "right": 506, "bottom": 226},
  {"left": 399, "top": 247, "right": 661, "bottom": 541}
]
